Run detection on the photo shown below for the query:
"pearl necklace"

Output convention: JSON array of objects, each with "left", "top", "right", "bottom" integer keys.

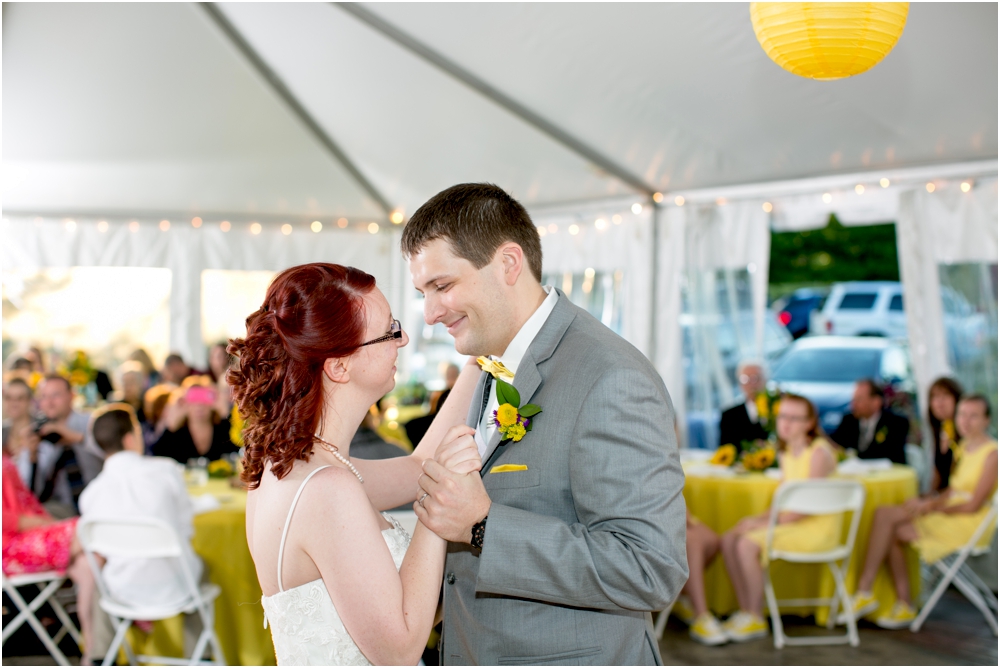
[{"left": 313, "top": 435, "right": 364, "bottom": 484}]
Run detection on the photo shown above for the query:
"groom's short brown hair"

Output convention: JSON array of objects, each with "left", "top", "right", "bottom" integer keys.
[{"left": 401, "top": 183, "right": 543, "bottom": 282}]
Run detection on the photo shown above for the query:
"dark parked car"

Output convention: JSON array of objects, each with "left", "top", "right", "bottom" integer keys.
[{"left": 772, "top": 288, "right": 827, "bottom": 339}]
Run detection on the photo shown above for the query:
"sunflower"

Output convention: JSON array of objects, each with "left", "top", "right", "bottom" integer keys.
[
  {"left": 496, "top": 403, "right": 519, "bottom": 428},
  {"left": 711, "top": 444, "right": 737, "bottom": 466}
]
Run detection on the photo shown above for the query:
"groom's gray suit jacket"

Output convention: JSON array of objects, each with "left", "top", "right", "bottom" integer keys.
[{"left": 441, "top": 291, "right": 688, "bottom": 665}]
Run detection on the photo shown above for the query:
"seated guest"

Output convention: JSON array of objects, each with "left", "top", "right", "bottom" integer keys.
[
  {"left": 26, "top": 375, "right": 104, "bottom": 516},
  {"left": 207, "top": 342, "right": 231, "bottom": 384},
  {"left": 719, "top": 360, "right": 769, "bottom": 451},
  {"left": 405, "top": 364, "right": 462, "bottom": 447},
  {"left": 3, "top": 378, "right": 38, "bottom": 486},
  {"left": 3, "top": 449, "right": 97, "bottom": 664},
  {"left": 844, "top": 394, "right": 998, "bottom": 629},
  {"left": 830, "top": 379, "right": 909, "bottom": 465},
  {"left": 926, "top": 377, "right": 963, "bottom": 492},
  {"left": 142, "top": 383, "right": 175, "bottom": 452},
  {"left": 719, "top": 394, "right": 838, "bottom": 642},
  {"left": 153, "top": 377, "right": 238, "bottom": 463},
  {"left": 161, "top": 353, "right": 193, "bottom": 386},
  {"left": 115, "top": 361, "right": 149, "bottom": 423},
  {"left": 80, "top": 405, "right": 203, "bottom": 608},
  {"left": 672, "top": 512, "right": 725, "bottom": 645},
  {"left": 128, "top": 348, "right": 161, "bottom": 387}
]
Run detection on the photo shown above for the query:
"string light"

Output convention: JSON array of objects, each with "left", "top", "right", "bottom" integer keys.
[
  {"left": 716, "top": 197, "right": 727, "bottom": 206},
  {"left": 311, "top": 221, "right": 323, "bottom": 233},
  {"left": 612, "top": 214, "right": 622, "bottom": 225},
  {"left": 595, "top": 218, "right": 608, "bottom": 230},
  {"left": 762, "top": 202, "right": 773, "bottom": 213},
  {"left": 220, "top": 220, "right": 231, "bottom": 232},
  {"left": 159, "top": 220, "right": 170, "bottom": 231},
  {"left": 281, "top": 224, "right": 293, "bottom": 235},
  {"left": 191, "top": 217, "right": 202, "bottom": 228},
  {"left": 368, "top": 222, "right": 379, "bottom": 234},
  {"left": 568, "top": 224, "right": 580, "bottom": 236},
  {"left": 652, "top": 192, "right": 664, "bottom": 203},
  {"left": 537, "top": 226, "right": 547, "bottom": 238},
  {"left": 822, "top": 193, "right": 833, "bottom": 204},
  {"left": 926, "top": 182, "right": 936, "bottom": 193},
  {"left": 631, "top": 203, "right": 643, "bottom": 214},
  {"left": 960, "top": 181, "right": 972, "bottom": 193},
  {"left": 65, "top": 219, "right": 77, "bottom": 231},
  {"left": 97, "top": 220, "right": 109, "bottom": 233},
  {"left": 129, "top": 221, "right": 140, "bottom": 232},
  {"left": 390, "top": 210, "right": 404, "bottom": 225},
  {"left": 250, "top": 223, "right": 262, "bottom": 235},
  {"left": 674, "top": 195, "right": 685, "bottom": 206},
  {"left": 855, "top": 184, "right": 865, "bottom": 194},
  {"left": 547, "top": 223, "right": 558, "bottom": 234},
  {"left": 880, "top": 178, "right": 890, "bottom": 188},
  {"left": 337, "top": 217, "right": 348, "bottom": 228}
]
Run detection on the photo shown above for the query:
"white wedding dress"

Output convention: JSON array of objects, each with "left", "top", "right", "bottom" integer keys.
[{"left": 260, "top": 465, "right": 412, "bottom": 666}]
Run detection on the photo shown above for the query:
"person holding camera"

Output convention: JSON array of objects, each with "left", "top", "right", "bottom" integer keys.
[
  {"left": 19, "top": 375, "right": 104, "bottom": 518},
  {"left": 152, "top": 376, "right": 238, "bottom": 463}
]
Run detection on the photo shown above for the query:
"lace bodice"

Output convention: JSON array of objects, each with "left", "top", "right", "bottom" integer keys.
[{"left": 261, "top": 513, "right": 411, "bottom": 666}]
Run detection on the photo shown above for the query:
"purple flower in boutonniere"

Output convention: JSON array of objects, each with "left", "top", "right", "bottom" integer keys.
[{"left": 491, "top": 379, "right": 541, "bottom": 443}]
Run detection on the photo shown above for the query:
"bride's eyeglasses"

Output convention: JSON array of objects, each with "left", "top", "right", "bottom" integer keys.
[{"left": 360, "top": 319, "right": 402, "bottom": 346}]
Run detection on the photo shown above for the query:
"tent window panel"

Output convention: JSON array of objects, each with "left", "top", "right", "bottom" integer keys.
[
  {"left": 201, "top": 270, "right": 277, "bottom": 346},
  {"left": 937, "top": 262, "right": 998, "bottom": 434},
  {"left": 2, "top": 267, "right": 171, "bottom": 371},
  {"left": 541, "top": 270, "right": 624, "bottom": 334}
]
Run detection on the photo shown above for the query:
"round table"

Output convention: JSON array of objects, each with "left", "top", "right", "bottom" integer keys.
[
  {"left": 125, "top": 479, "right": 275, "bottom": 665},
  {"left": 683, "top": 464, "right": 920, "bottom": 623}
]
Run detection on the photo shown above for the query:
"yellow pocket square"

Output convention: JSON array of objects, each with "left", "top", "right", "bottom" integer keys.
[{"left": 489, "top": 464, "right": 528, "bottom": 474}]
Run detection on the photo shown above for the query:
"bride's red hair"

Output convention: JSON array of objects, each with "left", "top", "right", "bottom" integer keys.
[{"left": 228, "top": 263, "right": 376, "bottom": 488}]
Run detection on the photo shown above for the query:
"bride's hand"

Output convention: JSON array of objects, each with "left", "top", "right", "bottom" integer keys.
[{"left": 434, "top": 425, "right": 481, "bottom": 475}]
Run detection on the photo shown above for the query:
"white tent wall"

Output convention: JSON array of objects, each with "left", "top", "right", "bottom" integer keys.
[{"left": 1, "top": 219, "right": 396, "bottom": 369}]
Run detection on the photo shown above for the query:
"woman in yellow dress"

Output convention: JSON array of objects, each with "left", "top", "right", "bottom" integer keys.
[
  {"left": 846, "top": 394, "right": 998, "bottom": 629},
  {"left": 719, "top": 394, "right": 838, "bottom": 642}
]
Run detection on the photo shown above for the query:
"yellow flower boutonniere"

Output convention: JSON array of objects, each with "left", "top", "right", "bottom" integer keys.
[
  {"left": 491, "top": 379, "right": 541, "bottom": 444},
  {"left": 875, "top": 426, "right": 888, "bottom": 444}
]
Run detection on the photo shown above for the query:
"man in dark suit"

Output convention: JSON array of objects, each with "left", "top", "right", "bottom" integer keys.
[
  {"left": 830, "top": 379, "right": 909, "bottom": 465},
  {"left": 719, "top": 361, "right": 769, "bottom": 450}
]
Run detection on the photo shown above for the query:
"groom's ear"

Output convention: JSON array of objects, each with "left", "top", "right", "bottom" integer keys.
[
  {"left": 497, "top": 242, "right": 525, "bottom": 287},
  {"left": 322, "top": 358, "right": 350, "bottom": 384}
]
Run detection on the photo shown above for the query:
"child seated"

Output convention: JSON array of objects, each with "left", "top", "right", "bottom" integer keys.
[{"left": 79, "top": 404, "right": 203, "bottom": 609}]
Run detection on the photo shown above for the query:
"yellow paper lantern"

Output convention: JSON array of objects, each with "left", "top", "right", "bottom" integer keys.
[{"left": 750, "top": 2, "right": 909, "bottom": 80}]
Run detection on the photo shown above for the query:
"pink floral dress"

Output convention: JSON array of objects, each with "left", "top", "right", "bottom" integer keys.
[{"left": 2, "top": 455, "right": 78, "bottom": 575}]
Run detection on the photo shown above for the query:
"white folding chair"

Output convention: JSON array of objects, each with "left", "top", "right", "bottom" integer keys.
[
  {"left": 762, "top": 479, "right": 866, "bottom": 649},
  {"left": 911, "top": 492, "right": 998, "bottom": 636},
  {"left": 2, "top": 570, "right": 83, "bottom": 666},
  {"left": 652, "top": 597, "right": 676, "bottom": 640},
  {"left": 77, "top": 517, "right": 226, "bottom": 666}
]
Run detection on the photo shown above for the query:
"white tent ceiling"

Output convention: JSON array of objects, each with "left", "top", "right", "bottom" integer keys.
[{"left": 3, "top": 2, "right": 997, "bottom": 224}]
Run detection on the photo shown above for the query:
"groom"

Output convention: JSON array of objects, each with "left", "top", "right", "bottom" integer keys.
[{"left": 406, "top": 184, "right": 687, "bottom": 665}]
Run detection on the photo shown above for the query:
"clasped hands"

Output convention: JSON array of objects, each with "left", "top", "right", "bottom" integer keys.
[{"left": 413, "top": 425, "right": 492, "bottom": 544}]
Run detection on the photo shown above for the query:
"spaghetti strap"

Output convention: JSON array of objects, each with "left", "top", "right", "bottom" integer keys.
[{"left": 276, "top": 465, "right": 333, "bottom": 593}]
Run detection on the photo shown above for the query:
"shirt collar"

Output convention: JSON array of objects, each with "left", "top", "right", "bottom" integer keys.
[{"left": 495, "top": 286, "right": 558, "bottom": 376}]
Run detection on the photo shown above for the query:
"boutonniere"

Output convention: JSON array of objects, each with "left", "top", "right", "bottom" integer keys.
[
  {"left": 875, "top": 426, "right": 888, "bottom": 444},
  {"left": 492, "top": 379, "right": 541, "bottom": 443}
]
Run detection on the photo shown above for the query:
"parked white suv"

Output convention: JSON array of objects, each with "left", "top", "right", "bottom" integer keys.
[{"left": 812, "top": 281, "right": 906, "bottom": 338}]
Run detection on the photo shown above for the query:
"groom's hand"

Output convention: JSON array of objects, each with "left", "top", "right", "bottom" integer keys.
[{"left": 415, "top": 458, "right": 491, "bottom": 544}]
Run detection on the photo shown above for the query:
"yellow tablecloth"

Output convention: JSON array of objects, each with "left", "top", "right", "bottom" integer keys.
[
  {"left": 125, "top": 479, "right": 275, "bottom": 665},
  {"left": 683, "top": 464, "right": 920, "bottom": 623}
]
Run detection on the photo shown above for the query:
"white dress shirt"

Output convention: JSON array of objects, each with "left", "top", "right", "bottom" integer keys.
[
  {"left": 744, "top": 399, "right": 759, "bottom": 424},
  {"left": 79, "top": 451, "right": 203, "bottom": 608},
  {"left": 858, "top": 411, "right": 882, "bottom": 452},
  {"left": 476, "top": 286, "right": 559, "bottom": 457}
]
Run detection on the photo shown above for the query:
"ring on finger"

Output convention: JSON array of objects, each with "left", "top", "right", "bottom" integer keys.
[{"left": 418, "top": 492, "right": 429, "bottom": 506}]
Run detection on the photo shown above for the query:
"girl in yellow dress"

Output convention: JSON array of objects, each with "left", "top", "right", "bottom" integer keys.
[
  {"left": 846, "top": 394, "right": 998, "bottom": 629},
  {"left": 719, "top": 394, "right": 838, "bottom": 642}
]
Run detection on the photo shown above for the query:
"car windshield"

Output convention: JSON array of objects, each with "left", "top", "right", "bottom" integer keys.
[{"left": 772, "top": 348, "right": 882, "bottom": 383}]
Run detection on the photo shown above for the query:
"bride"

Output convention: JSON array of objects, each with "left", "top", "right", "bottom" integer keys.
[{"left": 229, "top": 263, "right": 480, "bottom": 665}]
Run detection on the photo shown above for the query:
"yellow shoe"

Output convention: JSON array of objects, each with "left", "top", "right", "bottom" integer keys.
[
  {"left": 690, "top": 613, "right": 728, "bottom": 646},
  {"left": 672, "top": 595, "right": 696, "bottom": 625},
  {"left": 724, "top": 611, "right": 769, "bottom": 642},
  {"left": 875, "top": 601, "right": 917, "bottom": 629},
  {"left": 837, "top": 590, "right": 879, "bottom": 625}
]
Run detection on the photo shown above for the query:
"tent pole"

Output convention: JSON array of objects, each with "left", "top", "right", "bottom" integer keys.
[
  {"left": 200, "top": 2, "right": 395, "bottom": 220},
  {"left": 333, "top": 2, "right": 657, "bottom": 199}
]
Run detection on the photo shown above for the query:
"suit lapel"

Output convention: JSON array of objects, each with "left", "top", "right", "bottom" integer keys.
[{"left": 479, "top": 291, "right": 577, "bottom": 474}]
